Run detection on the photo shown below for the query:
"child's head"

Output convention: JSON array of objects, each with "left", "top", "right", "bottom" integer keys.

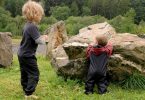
[
  {"left": 95, "top": 35, "right": 108, "bottom": 46},
  {"left": 22, "top": 0, "right": 44, "bottom": 23}
]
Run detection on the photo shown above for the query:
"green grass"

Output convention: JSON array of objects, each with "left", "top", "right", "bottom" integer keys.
[
  {"left": 1, "top": 55, "right": 145, "bottom": 100},
  {"left": 12, "top": 39, "right": 21, "bottom": 45}
]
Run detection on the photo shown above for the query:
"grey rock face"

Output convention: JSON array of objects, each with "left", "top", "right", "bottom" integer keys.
[{"left": 0, "top": 32, "right": 13, "bottom": 68}]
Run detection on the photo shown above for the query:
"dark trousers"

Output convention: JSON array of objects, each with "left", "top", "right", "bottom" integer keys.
[
  {"left": 85, "top": 53, "right": 109, "bottom": 94},
  {"left": 85, "top": 71, "right": 109, "bottom": 94},
  {"left": 18, "top": 56, "right": 39, "bottom": 96}
]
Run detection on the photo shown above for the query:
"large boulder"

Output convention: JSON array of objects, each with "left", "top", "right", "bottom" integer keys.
[
  {"left": 0, "top": 32, "right": 13, "bottom": 68},
  {"left": 45, "top": 21, "right": 68, "bottom": 58},
  {"left": 50, "top": 22, "right": 145, "bottom": 81},
  {"left": 78, "top": 22, "right": 116, "bottom": 42}
]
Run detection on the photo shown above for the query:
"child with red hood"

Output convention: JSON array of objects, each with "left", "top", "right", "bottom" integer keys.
[{"left": 85, "top": 35, "right": 113, "bottom": 95}]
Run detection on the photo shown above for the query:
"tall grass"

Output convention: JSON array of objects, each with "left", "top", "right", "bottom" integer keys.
[{"left": 120, "top": 73, "right": 145, "bottom": 89}]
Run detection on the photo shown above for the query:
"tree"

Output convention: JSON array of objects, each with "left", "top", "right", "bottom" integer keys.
[
  {"left": 4, "top": 0, "right": 25, "bottom": 17},
  {"left": 70, "top": 1, "right": 79, "bottom": 16},
  {"left": 87, "top": 0, "right": 130, "bottom": 19},
  {"left": 82, "top": 6, "right": 91, "bottom": 16},
  {"left": 42, "top": 0, "right": 63, "bottom": 16},
  {"left": 0, "top": 7, "right": 12, "bottom": 31},
  {"left": 131, "top": 0, "right": 145, "bottom": 24},
  {"left": 50, "top": 6, "right": 71, "bottom": 20}
]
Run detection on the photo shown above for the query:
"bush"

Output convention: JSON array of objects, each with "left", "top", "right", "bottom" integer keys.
[
  {"left": 38, "top": 24, "right": 49, "bottom": 33},
  {"left": 109, "top": 15, "right": 138, "bottom": 34},
  {"left": 66, "top": 15, "right": 107, "bottom": 35},
  {"left": 6, "top": 16, "right": 25, "bottom": 36},
  {"left": 137, "top": 20, "right": 145, "bottom": 34},
  {"left": 41, "top": 16, "right": 57, "bottom": 25},
  {"left": 50, "top": 6, "right": 71, "bottom": 20},
  {"left": 0, "top": 7, "right": 12, "bottom": 31},
  {"left": 82, "top": 6, "right": 91, "bottom": 16}
]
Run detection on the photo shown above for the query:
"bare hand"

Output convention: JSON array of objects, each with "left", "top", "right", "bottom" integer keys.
[
  {"left": 42, "top": 35, "right": 48, "bottom": 42},
  {"left": 90, "top": 42, "right": 96, "bottom": 46}
]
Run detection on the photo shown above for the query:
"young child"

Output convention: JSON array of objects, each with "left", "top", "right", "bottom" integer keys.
[
  {"left": 17, "top": 1, "right": 48, "bottom": 99},
  {"left": 85, "top": 35, "right": 113, "bottom": 95}
]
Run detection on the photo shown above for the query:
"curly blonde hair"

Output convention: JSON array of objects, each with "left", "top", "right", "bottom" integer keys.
[{"left": 22, "top": 0, "right": 44, "bottom": 23}]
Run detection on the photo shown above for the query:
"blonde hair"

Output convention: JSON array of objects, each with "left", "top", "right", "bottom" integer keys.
[
  {"left": 96, "top": 35, "right": 108, "bottom": 46},
  {"left": 22, "top": 0, "right": 44, "bottom": 23}
]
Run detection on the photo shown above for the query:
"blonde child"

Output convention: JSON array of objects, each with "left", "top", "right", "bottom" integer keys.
[{"left": 18, "top": 1, "right": 48, "bottom": 99}]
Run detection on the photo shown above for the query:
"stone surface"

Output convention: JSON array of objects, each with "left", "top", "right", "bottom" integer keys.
[
  {"left": 0, "top": 32, "right": 13, "bottom": 68},
  {"left": 45, "top": 21, "right": 68, "bottom": 58},
  {"left": 50, "top": 22, "right": 145, "bottom": 81},
  {"left": 78, "top": 22, "right": 116, "bottom": 42}
]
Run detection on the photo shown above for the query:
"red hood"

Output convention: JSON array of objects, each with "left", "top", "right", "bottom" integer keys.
[{"left": 86, "top": 43, "right": 113, "bottom": 58}]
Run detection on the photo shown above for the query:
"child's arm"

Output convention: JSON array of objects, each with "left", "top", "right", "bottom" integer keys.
[
  {"left": 105, "top": 42, "right": 113, "bottom": 56},
  {"left": 35, "top": 35, "right": 48, "bottom": 45},
  {"left": 28, "top": 24, "right": 48, "bottom": 45}
]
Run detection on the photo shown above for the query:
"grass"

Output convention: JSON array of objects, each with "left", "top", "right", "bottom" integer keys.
[
  {"left": 12, "top": 38, "right": 21, "bottom": 45},
  {"left": 1, "top": 55, "right": 145, "bottom": 100}
]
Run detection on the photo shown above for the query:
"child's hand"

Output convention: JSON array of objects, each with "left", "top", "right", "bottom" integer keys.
[
  {"left": 90, "top": 42, "right": 96, "bottom": 46},
  {"left": 42, "top": 35, "right": 48, "bottom": 42}
]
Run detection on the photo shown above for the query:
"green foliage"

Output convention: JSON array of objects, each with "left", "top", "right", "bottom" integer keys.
[
  {"left": 82, "top": 6, "right": 91, "bottom": 16},
  {"left": 136, "top": 20, "right": 145, "bottom": 34},
  {"left": 71, "top": 1, "right": 79, "bottom": 16},
  {"left": 38, "top": 24, "right": 49, "bottom": 33},
  {"left": 0, "top": 7, "right": 13, "bottom": 31},
  {"left": 120, "top": 73, "right": 145, "bottom": 89},
  {"left": 0, "top": 9, "right": 25, "bottom": 36},
  {"left": 42, "top": 0, "right": 55, "bottom": 16},
  {"left": 5, "top": 16, "right": 25, "bottom": 36},
  {"left": 109, "top": 15, "right": 138, "bottom": 34},
  {"left": 50, "top": 6, "right": 71, "bottom": 20},
  {"left": 4, "top": 0, "right": 25, "bottom": 17},
  {"left": 66, "top": 15, "right": 107, "bottom": 35},
  {"left": 41, "top": 16, "right": 57, "bottom": 25},
  {"left": 87, "top": 0, "right": 131, "bottom": 19},
  {"left": 39, "top": 16, "right": 58, "bottom": 33},
  {"left": 0, "top": 0, "right": 5, "bottom": 7},
  {"left": 131, "top": 0, "right": 145, "bottom": 24}
]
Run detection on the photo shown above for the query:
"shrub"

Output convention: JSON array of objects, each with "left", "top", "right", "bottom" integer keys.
[
  {"left": 6, "top": 16, "right": 25, "bottom": 36},
  {"left": 82, "top": 6, "right": 91, "bottom": 16},
  {"left": 109, "top": 15, "right": 138, "bottom": 34},
  {"left": 41, "top": 16, "right": 57, "bottom": 25},
  {"left": 66, "top": 15, "right": 107, "bottom": 35},
  {"left": 137, "top": 20, "right": 145, "bottom": 34},
  {"left": 50, "top": 6, "right": 71, "bottom": 20},
  {"left": 0, "top": 7, "right": 12, "bottom": 31},
  {"left": 38, "top": 24, "right": 49, "bottom": 33}
]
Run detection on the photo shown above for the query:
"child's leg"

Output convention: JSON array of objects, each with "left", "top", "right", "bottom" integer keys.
[
  {"left": 97, "top": 76, "right": 108, "bottom": 94},
  {"left": 20, "top": 67, "right": 28, "bottom": 91},
  {"left": 85, "top": 65, "right": 96, "bottom": 93},
  {"left": 18, "top": 56, "right": 28, "bottom": 92},
  {"left": 23, "top": 57, "right": 40, "bottom": 96}
]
